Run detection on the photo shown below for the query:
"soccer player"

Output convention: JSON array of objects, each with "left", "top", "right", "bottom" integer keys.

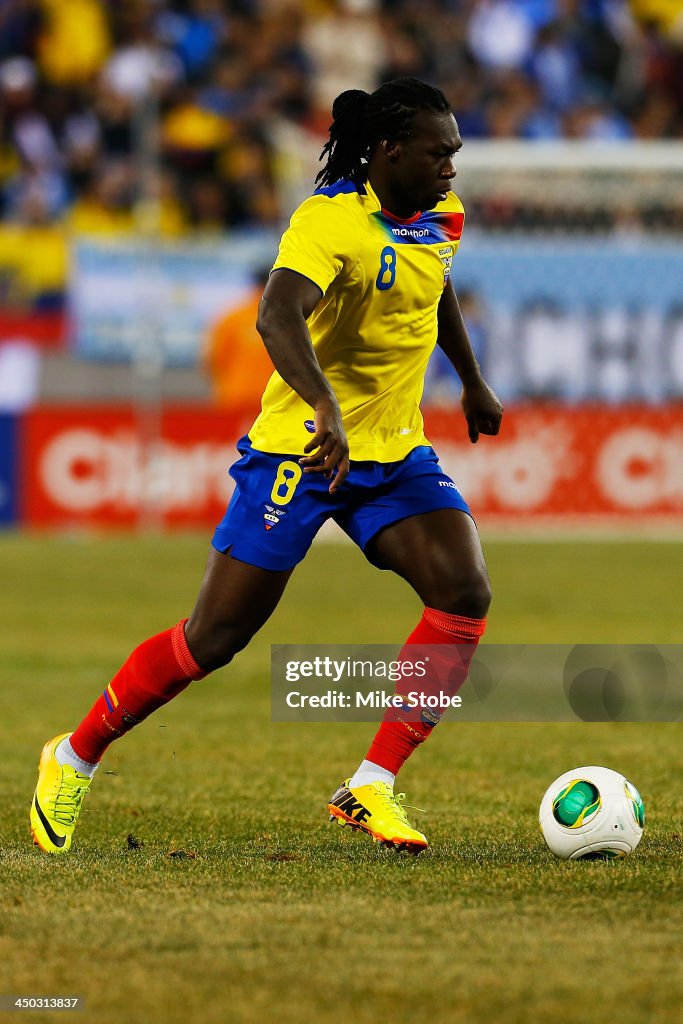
[{"left": 30, "top": 78, "right": 502, "bottom": 856}]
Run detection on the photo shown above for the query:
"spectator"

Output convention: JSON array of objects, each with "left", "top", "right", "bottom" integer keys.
[
  {"left": 302, "top": 0, "right": 388, "bottom": 125},
  {"left": 0, "top": 186, "right": 67, "bottom": 309},
  {"left": 160, "top": 0, "right": 227, "bottom": 81},
  {"left": 67, "top": 162, "right": 135, "bottom": 236},
  {"left": 467, "top": 0, "right": 536, "bottom": 71},
  {"left": 204, "top": 268, "right": 275, "bottom": 411},
  {"left": 101, "top": 3, "right": 182, "bottom": 103},
  {"left": 36, "top": 0, "right": 111, "bottom": 86},
  {"left": 1, "top": 0, "right": 683, "bottom": 316}
]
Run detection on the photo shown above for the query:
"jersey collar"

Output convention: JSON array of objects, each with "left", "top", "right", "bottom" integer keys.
[{"left": 364, "top": 180, "right": 424, "bottom": 222}]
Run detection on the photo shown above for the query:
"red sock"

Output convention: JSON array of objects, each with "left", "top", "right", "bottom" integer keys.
[
  {"left": 69, "top": 619, "right": 206, "bottom": 764},
  {"left": 365, "top": 608, "right": 486, "bottom": 776}
]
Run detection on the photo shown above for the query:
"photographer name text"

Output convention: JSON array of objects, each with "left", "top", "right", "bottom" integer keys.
[{"left": 284, "top": 690, "right": 462, "bottom": 709}]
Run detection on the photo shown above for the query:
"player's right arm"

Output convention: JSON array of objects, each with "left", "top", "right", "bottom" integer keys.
[{"left": 256, "top": 268, "right": 350, "bottom": 492}]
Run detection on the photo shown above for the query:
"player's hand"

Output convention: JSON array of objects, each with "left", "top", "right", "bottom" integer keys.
[
  {"left": 299, "top": 397, "right": 350, "bottom": 493},
  {"left": 461, "top": 378, "right": 503, "bottom": 443}
]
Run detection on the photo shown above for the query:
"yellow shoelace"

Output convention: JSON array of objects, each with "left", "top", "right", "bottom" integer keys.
[
  {"left": 374, "top": 785, "right": 419, "bottom": 826},
  {"left": 51, "top": 774, "right": 91, "bottom": 826}
]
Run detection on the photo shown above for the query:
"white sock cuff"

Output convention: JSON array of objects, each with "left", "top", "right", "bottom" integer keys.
[
  {"left": 56, "top": 737, "right": 99, "bottom": 777},
  {"left": 348, "top": 759, "right": 396, "bottom": 789}
]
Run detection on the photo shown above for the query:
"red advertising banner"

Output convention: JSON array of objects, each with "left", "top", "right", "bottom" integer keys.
[
  {"left": 21, "top": 404, "right": 683, "bottom": 529},
  {"left": 22, "top": 406, "right": 255, "bottom": 529},
  {"left": 425, "top": 405, "right": 683, "bottom": 523}
]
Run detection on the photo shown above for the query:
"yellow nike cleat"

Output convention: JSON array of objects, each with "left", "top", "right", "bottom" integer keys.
[
  {"left": 30, "top": 733, "right": 93, "bottom": 854},
  {"left": 327, "top": 779, "right": 428, "bottom": 852}
]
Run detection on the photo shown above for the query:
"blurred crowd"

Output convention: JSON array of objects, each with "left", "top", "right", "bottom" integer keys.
[{"left": 1, "top": 0, "right": 683, "bottom": 309}]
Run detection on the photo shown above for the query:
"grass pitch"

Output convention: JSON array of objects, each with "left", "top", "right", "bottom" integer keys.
[{"left": 0, "top": 533, "right": 681, "bottom": 1024}]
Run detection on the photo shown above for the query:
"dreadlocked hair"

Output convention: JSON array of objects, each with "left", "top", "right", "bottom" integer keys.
[{"left": 315, "top": 77, "right": 450, "bottom": 189}]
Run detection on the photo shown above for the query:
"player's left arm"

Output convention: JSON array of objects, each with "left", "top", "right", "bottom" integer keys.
[{"left": 436, "top": 283, "right": 503, "bottom": 443}]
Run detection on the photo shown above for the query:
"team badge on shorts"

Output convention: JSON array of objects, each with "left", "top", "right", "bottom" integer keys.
[{"left": 263, "top": 505, "right": 286, "bottom": 531}]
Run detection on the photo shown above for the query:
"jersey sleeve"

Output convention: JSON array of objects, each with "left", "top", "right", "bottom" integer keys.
[{"left": 271, "top": 196, "right": 361, "bottom": 295}]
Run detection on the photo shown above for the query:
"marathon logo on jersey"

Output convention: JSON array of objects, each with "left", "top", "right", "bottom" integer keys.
[
  {"left": 263, "top": 504, "right": 287, "bottom": 531},
  {"left": 390, "top": 226, "right": 430, "bottom": 239},
  {"left": 304, "top": 420, "right": 316, "bottom": 433},
  {"left": 373, "top": 210, "right": 464, "bottom": 245}
]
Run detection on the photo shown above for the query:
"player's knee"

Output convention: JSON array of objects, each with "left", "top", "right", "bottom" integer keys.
[
  {"left": 428, "top": 565, "right": 492, "bottom": 620},
  {"left": 464, "top": 570, "right": 492, "bottom": 619},
  {"left": 184, "top": 616, "right": 254, "bottom": 673}
]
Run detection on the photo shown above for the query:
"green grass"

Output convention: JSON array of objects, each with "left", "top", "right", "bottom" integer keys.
[{"left": 0, "top": 533, "right": 681, "bottom": 1024}]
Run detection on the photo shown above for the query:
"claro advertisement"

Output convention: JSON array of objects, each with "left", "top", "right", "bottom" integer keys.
[{"left": 3, "top": 404, "right": 680, "bottom": 529}]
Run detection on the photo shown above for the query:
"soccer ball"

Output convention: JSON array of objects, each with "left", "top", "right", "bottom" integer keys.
[{"left": 539, "top": 765, "right": 645, "bottom": 860}]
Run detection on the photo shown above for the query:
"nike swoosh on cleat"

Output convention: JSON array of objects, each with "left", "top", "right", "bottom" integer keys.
[{"left": 33, "top": 794, "right": 66, "bottom": 848}]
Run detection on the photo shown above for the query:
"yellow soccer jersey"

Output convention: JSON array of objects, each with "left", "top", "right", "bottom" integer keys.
[{"left": 249, "top": 178, "right": 465, "bottom": 462}]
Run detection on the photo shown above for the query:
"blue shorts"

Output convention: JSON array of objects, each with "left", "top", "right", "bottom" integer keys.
[{"left": 211, "top": 436, "right": 471, "bottom": 571}]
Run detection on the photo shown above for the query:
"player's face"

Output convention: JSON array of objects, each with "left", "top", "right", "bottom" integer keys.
[{"left": 388, "top": 111, "right": 461, "bottom": 212}]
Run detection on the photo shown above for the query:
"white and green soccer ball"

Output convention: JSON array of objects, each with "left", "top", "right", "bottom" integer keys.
[{"left": 539, "top": 765, "right": 645, "bottom": 860}]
